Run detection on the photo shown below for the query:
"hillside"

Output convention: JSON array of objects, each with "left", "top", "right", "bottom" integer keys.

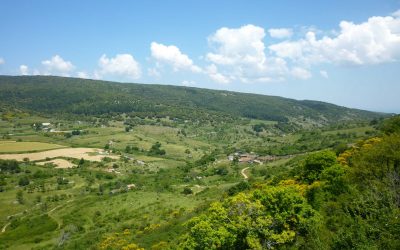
[{"left": 0, "top": 75, "right": 382, "bottom": 124}]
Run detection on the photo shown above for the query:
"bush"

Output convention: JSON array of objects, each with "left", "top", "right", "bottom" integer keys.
[
  {"left": 18, "top": 176, "right": 30, "bottom": 186},
  {"left": 148, "top": 142, "right": 166, "bottom": 156},
  {"left": 301, "top": 151, "right": 337, "bottom": 183},
  {"left": 182, "top": 187, "right": 193, "bottom": 195}
]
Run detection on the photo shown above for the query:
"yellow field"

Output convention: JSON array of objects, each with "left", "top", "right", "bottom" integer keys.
[{"left": 0, "top": 141, "right": 66, "bottom": 153}]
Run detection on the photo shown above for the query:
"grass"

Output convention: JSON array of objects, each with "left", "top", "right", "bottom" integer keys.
[
  {"left": 0, "top": 141, "right": 65, "bottom": 153},
  {"left": 0, "top": 214, "right": 58, "bottom": 247}
]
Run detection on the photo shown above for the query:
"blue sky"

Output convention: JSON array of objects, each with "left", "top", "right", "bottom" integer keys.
[{"left": 1, "top": 1, "right": 400, "bottom": 113}]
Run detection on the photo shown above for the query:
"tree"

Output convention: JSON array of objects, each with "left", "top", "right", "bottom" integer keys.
[
  {"left": 215, "top": 166, "right": 228, "bottom": 176},
  {"left": 320, "top": 164, "right": 348, "bottom": 196},
  {"left": 148, "top": 142, "right": 166, "bottom": 156},
  {"left": 18, "top": 176, "right": 30, "bottom": 186},
  {"left": 379, "top": 115, "right": 400, "bottom": 135},
  {"left": 182, "top": 187, "right": 193, "bottom": 195},
  {"left": 16, "top": 190, "right": 24, "bottom": 204},
  {"left": 71, "top": 129, "right": 81, "bottom": 135},
  {"left": 179, "top": 186, "right": 320, "bottom": 249},
  {"left": 301, "top": 151, "right": 337, "bottom": 183},
  {"left": 79, "top": 158, "right": 85, "bottom": 165}
]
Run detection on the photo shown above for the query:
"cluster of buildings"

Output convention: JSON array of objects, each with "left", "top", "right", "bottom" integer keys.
[{"left": 228, "top": 152, "right": 280, "bottom": 164}]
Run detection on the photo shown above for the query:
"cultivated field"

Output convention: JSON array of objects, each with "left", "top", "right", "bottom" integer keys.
[
  {"left": 36, "top": 158, "right": 76, "bottom": 168},
  {"left": 0, "top": 141, "right": 65, "bottom": 153},
  {"left": 0, "top": 147, "right": 119, "bottom": 162}
]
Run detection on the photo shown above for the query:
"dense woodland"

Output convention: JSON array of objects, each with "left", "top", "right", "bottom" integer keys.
[{"left": 0, "top": 76, "right": 381, "bottom": 124}]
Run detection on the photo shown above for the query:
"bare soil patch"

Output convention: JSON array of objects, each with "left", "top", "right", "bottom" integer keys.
[
  {"left": 37, "top": 159, "right": 76, "bottom": 168},
  {"left": 0, "top": 147, "right": 119, "bottom": 162}
]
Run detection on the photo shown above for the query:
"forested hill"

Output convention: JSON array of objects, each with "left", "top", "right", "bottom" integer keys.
[{"left": 0, "top": 75, "right": 382, "bottom": 123}]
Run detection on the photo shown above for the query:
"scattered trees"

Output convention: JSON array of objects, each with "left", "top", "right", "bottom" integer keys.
[{"left": 148, "top": 142, "right": 166, "bottom": 156}]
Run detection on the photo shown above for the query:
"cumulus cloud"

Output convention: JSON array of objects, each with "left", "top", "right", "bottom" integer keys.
[
  {"left": 205, "top": 24, "right": 289, "bottom": 83},
  {"left": 205, "top": 20, "right": 400, "bottom": 83},
  {"left": 269, "top": 13, "right": 400, "bottom": 66},
  {"left": 19, "top": 65, "right": 29, "bottom": 75},
  {"left": 205, "top": 64, "right": 231, "bottom": 84},
  {"left": 41, "top": 55, "right": 75, "bottom": 76},
  {"left": 207, "top": 24, "right": 266, "bottom": 66},
  {"left": 0, "top": 58, "right": 4, "bottom": 65},
  {"left": 320, "top": 70, "right": 328, "bottom": 78},
  {"left": 150, "top": 42, "right": 201, "bottom": 73},
  {"left": 97, "top": 54, "right": 141, "bottom": 80},
  {"left": 268, "top": 28, "right": 293, "bottom": 39}
]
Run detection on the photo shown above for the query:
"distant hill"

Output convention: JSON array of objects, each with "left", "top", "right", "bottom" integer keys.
[{"left": 0, "top": 75, "right": 383, "bottom": 123}]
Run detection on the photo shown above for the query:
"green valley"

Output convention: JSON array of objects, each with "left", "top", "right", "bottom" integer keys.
[{"left": 0, "top": 76, "right": 398, "bottom": 249}]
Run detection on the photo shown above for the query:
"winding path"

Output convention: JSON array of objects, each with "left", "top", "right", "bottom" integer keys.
[
  {"left": 1, "top": 222, "right": 10, "bottom": 233},
  {"left": 241, "top": 167, "right": 250, "bottom": 179}
]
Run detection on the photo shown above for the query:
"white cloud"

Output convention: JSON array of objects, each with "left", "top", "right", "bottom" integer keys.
[
  {"left": 291, "top": 67, "right": 312, "bottom": 79},
  {"left": 0, "top": 58, "right": 4, "bottom": 65},
  {"left": 77, "top": 71, "right": 89, "bottom": 79},
  {"left": 41, "top": 55, "right": 75, "bottom": 76},
  {"left": 97, "top": 54, "right": 141, "bottom": 80},
  {"left": 205, "top": 64, "right": 231, "bottom": 84},
  {"left": 320, "top": 70, "right": 328, "bottom": 78},
  {"left": 181, "top": 80, "right": 196, "bottom": 86},
  {"left": 19, "top": 65, "right": 29, "bottom": 75},
  {"left": 205, "top": 24, "right": 289, "bottom": 83},
  {"left": 207, "top": 24, "right": 266, "bottom": 66},
  {"left": 150, "top": 42, "right": 201, "bottom": 73},
  {"left": 269, "top": 13, "right": 400, "bottom": 66},
  {"left": 268, "top": 28, "right": 293, "bottom": 39}
]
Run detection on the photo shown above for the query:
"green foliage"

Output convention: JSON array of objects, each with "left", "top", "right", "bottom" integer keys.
[
  {"left": 379, "top": 115, "right": 400, "bottom": 134},
  {"left": 195, "top": 153, "right": 216, "bottom": 167},
  {"left": 57, "top": 177, "right": 69, "bottom": 185},
  {"left": 18, "top": 176, "right": 30, "bottom": 186},
  {"left": 301, "top": 151, "right": 337, "bottom": 183},
  {"left": 0, "top": 75, "right": 382, "bottom": 123},
  {"left": 0, "top": 215, "right": 58, "bottom": 246},
  {"left": 148, "top": 142, "right": 166, "bottom": 156},
  {"left": 227, "top": 181, "right": 251, "bottom": 196},
  {"left": 252, "top": 123, "right": 267, "bottom": 132},
  {"left": 333, "top": 142, "right": 348, "bottom": 156},
  {"left": 215, "top": 166, "right": 228, "bottom": 176},
  {"left": 182, "top": 187, "right": 193, "bottom": 195},
  {"left": 320, "top": 164, "right": 348, "bottom": 196},
  {"left": 0, "top": 77, "right": 393, "bottom": 249},
  {"left": 16, "top": 190, "right": 24, "bottom": 204},
  {"left": 179, "top": 186, "right": 320, "bottom": 249},
  {"left": 0, "top": 159, "right": 20, "bottom": 173}
]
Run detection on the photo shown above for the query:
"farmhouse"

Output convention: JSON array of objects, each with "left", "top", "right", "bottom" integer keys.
[
  {"left": 238, "top": 153, "right": 258, "bottom": 163},
  {"left": 228, "top": 152, "right": 282, "bottom": 164}
]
